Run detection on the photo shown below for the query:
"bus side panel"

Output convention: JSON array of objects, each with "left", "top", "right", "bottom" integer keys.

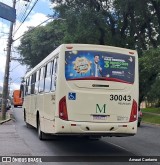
[
  {"left": 43, "top": 92, "right": 56, "bottom": 133},
  {"left": 23, "top": 95, "right": 31, "bottom": 125},
  {"left": 36, "top": 93, "right": 45, "bottom": 132},
  {"left": 29, "top": 95, "right": 37, "bottom": 128}
]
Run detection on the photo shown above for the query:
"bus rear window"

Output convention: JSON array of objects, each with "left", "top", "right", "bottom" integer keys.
[{"left": 65, "top": 51, "right": 135, "bottom": 84}]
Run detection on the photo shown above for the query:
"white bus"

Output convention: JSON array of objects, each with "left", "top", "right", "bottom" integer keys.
[{"left": 22, "top": 44, "right": 139, "bottom": 140}]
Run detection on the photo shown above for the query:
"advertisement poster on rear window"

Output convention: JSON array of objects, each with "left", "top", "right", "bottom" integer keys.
[{"left": 65, "top": 50, "right": 135, "bottom": 84}]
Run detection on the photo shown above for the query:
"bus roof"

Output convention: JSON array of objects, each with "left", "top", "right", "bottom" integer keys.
[{"left": 24, "top": 44, "right": 137, "bottom": 78}]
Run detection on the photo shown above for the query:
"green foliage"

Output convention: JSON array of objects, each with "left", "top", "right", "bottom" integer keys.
[
  {"left": 139, "top": 48, "right": 160, "bottom": 103},
  {"left": 142, "top": 108, "right": 160, "bottom": 114},
  {"left": 142, "top": 113, "right": 160, "bottom": 124},
  {"left": 17, "top": 21, "right": 64, "bottom": 68},
  {"left": 50, "top": 0, "right": 160, "bottom": 51}
]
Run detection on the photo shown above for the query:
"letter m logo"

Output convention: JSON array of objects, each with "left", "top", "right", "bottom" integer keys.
[{"left": 96, "top": 104, "right": 106, "bottom": 113}]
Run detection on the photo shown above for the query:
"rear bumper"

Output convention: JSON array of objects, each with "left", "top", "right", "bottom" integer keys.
[{"left": 54, "top": 118, "right": 137, "bottom": 137}]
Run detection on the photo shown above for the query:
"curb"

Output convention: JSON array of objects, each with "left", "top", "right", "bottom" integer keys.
[
  {"left": 0, "top": 118, "right": 11, "bottom": 125},
  {"left": 0, "top": 108, "right": 14, "bottom": 125}
]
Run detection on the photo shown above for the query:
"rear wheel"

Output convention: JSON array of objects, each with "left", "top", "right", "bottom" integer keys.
[
  {"left": 24, "top": 110, "right": 30, "bottom": 128},
  {"left": 138, "top": 121, "right": 141, "bottom": 127},
  {"left": 24, "top": 110, "right": 26, "bottom": 122}
]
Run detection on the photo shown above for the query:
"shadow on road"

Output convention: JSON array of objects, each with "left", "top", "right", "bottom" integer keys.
[{"left": 23, "top": 123, "right": 134, "bottom": 156}]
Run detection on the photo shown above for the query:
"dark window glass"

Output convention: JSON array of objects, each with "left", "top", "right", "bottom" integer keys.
[
  {"left": 35, "top": 70, "right": 39, "bottom": 94},
  {"left": 31, "top": 72, "right": 36, "bottom": 94},
  {"left": 25, "top": 78, "right": 28, "bottom": 96}
]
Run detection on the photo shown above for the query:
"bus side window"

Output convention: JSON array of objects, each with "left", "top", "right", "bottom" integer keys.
[
  {"left": 31, "top": 72, "right": 36, "bottom": 94},
  {"left": 51, "top": 58, "right": 58, "bottom": 91},
  {"left": 25, "top": 78, "right": 28, "bottom": 95},
  {"left": 38, "top": 67, "right": 45, "bottom": 93},
  {"left": 20, "top": 80, "right": 25, "bottom": 98},
  {"left": 28, "top": 76, "right": 31, "bottom": 95},
  {"left": 44, "top": 62, "right": 51, "bottom": 93},
  {"left": 35, "top": 70, "right": 39, "bottom": 94}
]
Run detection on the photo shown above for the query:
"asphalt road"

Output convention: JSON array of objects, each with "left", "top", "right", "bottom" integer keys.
[{"left": 2, "top": 107, "right": 159, "bottom": 165}]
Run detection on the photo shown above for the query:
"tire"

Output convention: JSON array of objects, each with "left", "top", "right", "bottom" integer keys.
[
  {"left": 138, "top": 121, "right": 141, "bottom": 127},
  {"left": 37, "top": 117, "right": 45, "bottom": 140},
  {"left": 26, "top": 122, "right": 30, "bottom": 128},
  {"left": 24, "top": 110, "right": 26, "bottom": 122},
  {"left": 14, "top": 105, "right": 17, "bottom": 108},
  {"left": 24, "top": 110, "right": 30, "bottom": 128}
]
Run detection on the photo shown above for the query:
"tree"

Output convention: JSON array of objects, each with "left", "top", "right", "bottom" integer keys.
[
  {"left": 18, "top": 0, "right": 160, "bottom": 67},
  {"left": 49, "top": 0, "right": 160, "bottom": 104},
  {"left": 17, "top": 21, "right": 64, "bottom": 68},
  {"left": 50, "top": 0, "right": 160, "bottom": 51},
  {"left": 17, "top": 0, "right": 160, "bottom": 105},
  {"left": 139, "top": 47, "right": 160, "bottom": 104}
]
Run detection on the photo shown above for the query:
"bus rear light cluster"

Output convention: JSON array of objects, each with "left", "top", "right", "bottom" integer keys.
[
  {"left": 59, "top": 96, "right": 68, "bottom": 120},
  {"left": 129, "top": 99, "right": 138, "bottom": 122},
  {"left": 129, "top": 52, "right": 134, "bottom": 55},
  {"left": 66, "top": 46, "right": 73, "bottom": 49}
]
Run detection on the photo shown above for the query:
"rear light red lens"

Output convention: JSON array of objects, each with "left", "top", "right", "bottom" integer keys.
[
  {"left": 66, "top": 46, "right": 73, "bottom": 49},
  {"left": 129, "top": 52, "right": 134, "bottom": 54},
  {"left": 129, "top": 99, "right": 138, "bottom": 122},
  {"left": 59, "top": 96, "right": 68, "bottom": 120}
]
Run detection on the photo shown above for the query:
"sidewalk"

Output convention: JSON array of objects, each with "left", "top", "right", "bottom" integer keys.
[
  {"left": 0, "top": 109, "right": 12, "bottom": 125},
  {"left": 0, "top": 109, "right": 34, "bottom": 157}
]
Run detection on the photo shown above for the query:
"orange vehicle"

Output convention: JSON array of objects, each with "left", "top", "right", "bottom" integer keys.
[{"left": 13, "top": 90, "right": 23, "bottom": 107}]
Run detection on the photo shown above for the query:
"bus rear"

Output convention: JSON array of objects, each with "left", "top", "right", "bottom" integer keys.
[{"left": 55, "top": 44, "right": 138, "bottom": 137}]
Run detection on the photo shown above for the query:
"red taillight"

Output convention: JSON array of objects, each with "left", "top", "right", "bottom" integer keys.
[
  {"left": 59, "top": 96, "right": 68, "bottom": 120},
  {"left": 129, "top": 52, "right": 134, "bottom": 55},
  {"left": 66, "top": 46, "right": 73, "bottom": 49},
  {"left": 129, "top": 99, "right": 138, "bottom": 122}
]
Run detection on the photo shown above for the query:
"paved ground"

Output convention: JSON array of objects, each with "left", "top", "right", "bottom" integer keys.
[
  {"left": 0, "top": 108, "right": 159, "bottom": 165},
  {"left": 0, "top": 110, "right": 11, "bottom": 125},
  {"left": 0, "top": 120, "right": 33, "bottom": 156}
]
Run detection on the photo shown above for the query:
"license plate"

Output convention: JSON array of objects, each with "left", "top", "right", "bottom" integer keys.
[{"left": 93, "top": 115, "right": 106, "bottom": 120}]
